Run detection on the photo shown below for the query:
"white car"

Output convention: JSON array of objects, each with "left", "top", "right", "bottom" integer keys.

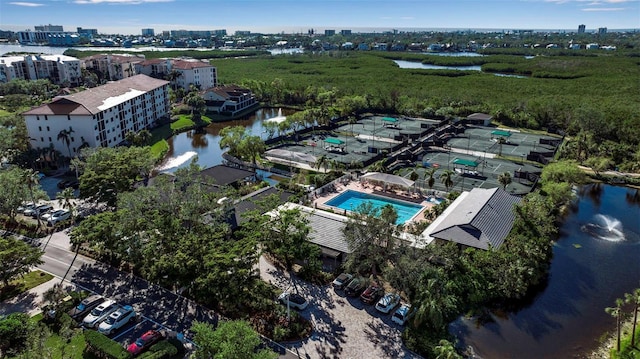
[
  {"left": 375, "top": 293, "right": 401, "bottom": 314},
  {"left": 82, "top": 299, "right": 117, "bottom": 328},
  {"left": 278, "top": 292, "right": 308, "bottom": 310},
  {"left": 45, "top": 209, "right": 71, "bottom": 225},
  {"left": 17, "top": 202, "right": 35, "bottom": 213},
  {"left": 98, "top": 305, "right": 136, "bottom": 335},
  {"left": 392, "top": 304, "right": 412, "bottom": 326}
]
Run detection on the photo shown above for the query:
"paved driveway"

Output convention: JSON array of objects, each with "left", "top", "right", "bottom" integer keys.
[{"left": 259, "top": 256, "right": 421, "bottom": 359}]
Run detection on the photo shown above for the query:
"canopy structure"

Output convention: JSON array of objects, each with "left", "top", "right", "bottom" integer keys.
[
  {"left": 382, "top": 117, "right": 397, "bottom": 123},
  {"left": 491, "top": 130, "right": 512, "bottom": 138},
  {"left": 324, "top": 138, "right": 344, "bottom": 145},
  {"left": 264, "top": 149, "right": 317, "bottom": 165},
  {"left": 453, "top": 158, "right": 479, "bottom": 168},
  {"left": 361, "top": 172, "right": 415, "bottom": 188}
]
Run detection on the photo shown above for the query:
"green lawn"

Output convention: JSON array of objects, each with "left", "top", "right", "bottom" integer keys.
[
  {"left": 170, "top": 114, "right": 212, "bottom": 132},
  {"left": 0, "top": 270, "right": 54, "bottom": 301},
  {"left": 611, "top": 325, "right": 640, "bottom": 359},
  {"left": 150, "top": 139, "right": 169, "bottom": 158},
  {"left": 43, "top": 332, "right": 88, "bottom": 359}
]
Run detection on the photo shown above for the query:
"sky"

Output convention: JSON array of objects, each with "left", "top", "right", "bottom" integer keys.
[{"left": 1, "top": 0, "right": 639, "bottom": 35}]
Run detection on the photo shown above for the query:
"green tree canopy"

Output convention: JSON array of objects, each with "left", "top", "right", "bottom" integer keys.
[
  {"left": 77, "top": 146, "right": 157, "bottom": 208},
  {"left": 191, "top": 320, "right": 277, "bottom": 359},
  {"left": 0, "top": 236, "right": 44, "bottom": 287}
]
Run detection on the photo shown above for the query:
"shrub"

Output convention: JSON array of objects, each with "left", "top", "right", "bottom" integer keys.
[
  {"left": 84, "top": 329, "right": 132, "bottom": 359},
  {"left": 137, "top": 340, "right": 179, "bottom": 359}
]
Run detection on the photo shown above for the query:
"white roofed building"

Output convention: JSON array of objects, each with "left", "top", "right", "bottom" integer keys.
[
  {"left": 23, "top": 74, "right": 169, "bottom": 156},
  {"left": 171, "top": 59, "right": 217, "bottom": 90}
]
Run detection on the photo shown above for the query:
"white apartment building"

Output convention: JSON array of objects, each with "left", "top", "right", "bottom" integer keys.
[
  {"left": 171, "top": 60, "right": 217, "bottom": 90},
  {"left": 135, "top": 58, "right": 172, "bottom": 78},
  {"left": 23, "top": 74, "right": 169, "bottom": 156},
  {"left": 0, "top": 55, "right": 81, "bottom": 86},
  {"left": 82, "top": 54, "right": 145, "bottom": 81}
]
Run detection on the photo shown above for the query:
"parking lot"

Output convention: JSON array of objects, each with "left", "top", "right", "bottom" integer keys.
[{"left": 260, "top": 256, "right": 421, "bottom": 359}]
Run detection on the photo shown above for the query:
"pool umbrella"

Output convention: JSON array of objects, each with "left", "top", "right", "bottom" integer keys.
[{"left": 361, "top": 172, "right": 414, "bottom": 188}]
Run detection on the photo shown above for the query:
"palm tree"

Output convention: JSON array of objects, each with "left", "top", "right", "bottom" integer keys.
[
  {"left": 24, "top": 169, "right": 43, "bottom": 229},
  {"left": 166, "top": 69, "right": 182, "bottom": 91},
  {"left": 434, "top": 339, "right": 462, "bottom": 359},
  {"left": 440, "top": 170, "right": 455, "bottom": 192},
  {"left": 314, "top": 154, "right": 328, "bottom": 173},
  {"left": 184, "top": 91, "right": 206, "bottom": 124},
  {"left": 424, "top": 168, "right": 437, "bottom": 191},
  {"left": 369, "top": 159, "right": 387, "bottom": 173},
  {"left": 605, "top": 298, "right": 625, "bottom": 352},
  {"left": 57, "top": 127, "right": 74, "bottom": 159},
  {"left": 625, "top": 288, "right": 640, "bottom": 348},
  {"left": 498, "top": 171, "right": 512, "bottom": 190}
]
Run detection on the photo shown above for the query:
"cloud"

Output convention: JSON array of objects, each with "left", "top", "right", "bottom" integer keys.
[
  {"left": 582, "top": 6, "right": 626, "bottom": 9},
  {"left": 8, "top": 1, "right": 45, "bottom": 6},
  {"left": 74, "top": 0, "right": 172, "bottom": 4}
]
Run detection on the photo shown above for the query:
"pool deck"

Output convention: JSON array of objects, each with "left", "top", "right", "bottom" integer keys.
[{"left": 312, "top": 179, "right": 435, "bottom": 224}]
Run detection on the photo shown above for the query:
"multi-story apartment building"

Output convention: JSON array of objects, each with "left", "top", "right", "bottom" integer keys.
[
  {"left": 23, "top": 74, "right": 169, "bottom": 156},
  {"left": 82, "top": 54, "right": 145, "bottom": 81},
  {"left": 135, "top": 58, "right": 172, "bottom": 79},
  {"left": 171, "top": 60, "right": 216, "bottom": 90},
  {"left": 141, "top": 28, "right": 155, "bottom": 36},
  {"left": 202, "top": 85, "right": 257, "bottom": 116},
  {"left": 34, "top": 24, "right": 64, "bottom": 32},
  {"left": 0, "top": 55, "right": 81, "bottom": 86}
]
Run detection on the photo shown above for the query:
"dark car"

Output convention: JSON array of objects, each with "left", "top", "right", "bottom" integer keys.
[
  {"left": 345, "top": 277, "right": 367, "bottom": 297},
  {"left": 359, "top": 284, "right": 383, "bottom": 304},
  {"left": 68, "top": 294, "right": 103, "bottom": 320},
  {"left": 332, "top": 273, "right": 353, "bottom": 290},
  {"left": 127, "top": 330, "right": 163, "bottom": 356}
]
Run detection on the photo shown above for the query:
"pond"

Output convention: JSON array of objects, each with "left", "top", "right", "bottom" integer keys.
[
  {"left": 450, "top": 184, "right": 640, "bottom": 358},
  {"left": 394, "top": 60, "right": 482, "bottom": 71},
  {"left": 156, "top": 108, "right": 296, "bottom": 173}
]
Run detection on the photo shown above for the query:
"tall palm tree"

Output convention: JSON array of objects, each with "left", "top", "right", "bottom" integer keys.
[
  {"left": 440, "top": 170, "right": 455, "bottom": 192},
  {"left": 625, "top": 289, "right": 640, "bottom": 348},
  {"left": 166, "top": 69, "right": 182, "bottom": 91},
  {"left": 434, "top": 339, "right": 462, "bottom": 359},
  {"left": 369, "top": 159, "right": 387, "bottom": 173},
  {"left": 498, "top": 171, "right": 512, "bottom": 190},
  {"left": 605, "top": 298, "right": 625, "bottom": 352},
  {"left": 24, "top": 169, "right": 43, "bottom": 229},
  {"left": 57, "top": 127, "right": 74, "bottom": 159},
  {"left": 424, "top": 168, "right": 437, "bottom": 191},
  {"left": 314, "top": 154, "right": 328, "bottom": 173}
]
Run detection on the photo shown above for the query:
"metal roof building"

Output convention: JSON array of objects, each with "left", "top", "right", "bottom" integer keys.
[{"left": 422, "top": 187, "right": 522, "bottom": 250}]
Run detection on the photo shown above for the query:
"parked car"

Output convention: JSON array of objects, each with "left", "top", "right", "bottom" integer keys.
[
  {"left": 24, "top": 204, "right": 53, "bottom": 218},
  {"left": 392, "top": 304, "right": 412, "bottom": 325},
  {"left": 17, "top": 202, "right": 35, "bottom": 213},
  {"left": 127, "top": 330, "right": 163, "bottom": 356},
  {"left": 46, "top": 209, "right": 71, "bottom": 225},
  {"left": 345, "top": 277, "right": 367, "bottom": 297},
  {"left": 68, "top": 294, "right": 103, "bottom": 320},
  {"left": 332, "top": 273, "right": 353, "bottom": 290},
  {"left": 375, "top": 293, "right": 401, "bottom": 314},
  {"left": 360, "top": 284, "right": 384, "bottom": 305},
  {"left": 98, "top": 305, "right": 136, "bottom": 335},
  {"left": 278, "top": 291, "right": 308, "bottom": 310},
  {"left": 82, "top": 299, "right": 117, "bottom": 328}
]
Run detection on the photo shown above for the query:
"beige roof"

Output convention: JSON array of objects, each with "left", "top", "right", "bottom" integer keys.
[
  {"left": 23, "top": 75, "right": 168, "bottom": 116},
  {"left": 173, "top": 60, "right": 213, "bottom": 70},
  {"left": 83, "top": 54, "right": 145, "bottom": 64}
]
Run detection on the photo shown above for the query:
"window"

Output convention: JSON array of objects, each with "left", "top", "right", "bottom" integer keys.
[
  {"left": 38, "top": 126, "right": 42, "bottom": 131},
  {"left": 46, "top": 126, "right": 50, "bottom": 131},
  {"left": 67, "top": 115, "right": 71, "bottom": 121},
  {"left": 40, "top": 137, "right": 44, "bottom": 142},
  {"left": 48, "top": 137, "right": 51, "bottom": 142},
  {"left": 45, "top": 115, "right": 48, "bottom": 121},
  {"left": 71, "top": 137, "right": 75, "bottom": 142}
]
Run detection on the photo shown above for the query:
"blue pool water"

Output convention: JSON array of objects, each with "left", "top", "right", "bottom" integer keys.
[{"left": 325, "top": 190, "right": 424, "bottom": 225}]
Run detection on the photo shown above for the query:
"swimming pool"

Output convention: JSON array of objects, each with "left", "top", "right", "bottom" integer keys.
[{"left": 325, "top": 190, "right": 424, "bottom": 225}]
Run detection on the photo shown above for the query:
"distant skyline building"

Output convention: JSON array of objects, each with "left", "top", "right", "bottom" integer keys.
[
  {"left": 341, "top": 29, "right": 352, "bottom": 35},
  {"left": 598, "top": 27, "right": 607, "bottom": 35},
  {"left": 34, "top": 24, "right": 63, "bottom": 32},
  {"left": 170, "top": 29, "right": 211, "bottom": 38},
  {"left": 578, "top": 24, "right": 585, "bottom": 34},
  {"left": 325, "top": 29, "right": 336, "bottom": 36},
  {"left": 235, "top": 30, "right": 251, "bottom": 36},
  {"left": 214, "top": 29, "right": 227, "bottom": 36},
  {"left": 77, "top": 27, "right": 98, "bottom": 36},
  {"left": 142, "top": 28, "right": 155, "bottom": 36}
]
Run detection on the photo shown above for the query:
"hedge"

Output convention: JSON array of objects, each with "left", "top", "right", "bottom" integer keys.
[
  {"left": 84, "top": 329, "right": 132, "bottom": 359},
  {"left": 137, "top": 340, "right": 179, "bottom": 359}
]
